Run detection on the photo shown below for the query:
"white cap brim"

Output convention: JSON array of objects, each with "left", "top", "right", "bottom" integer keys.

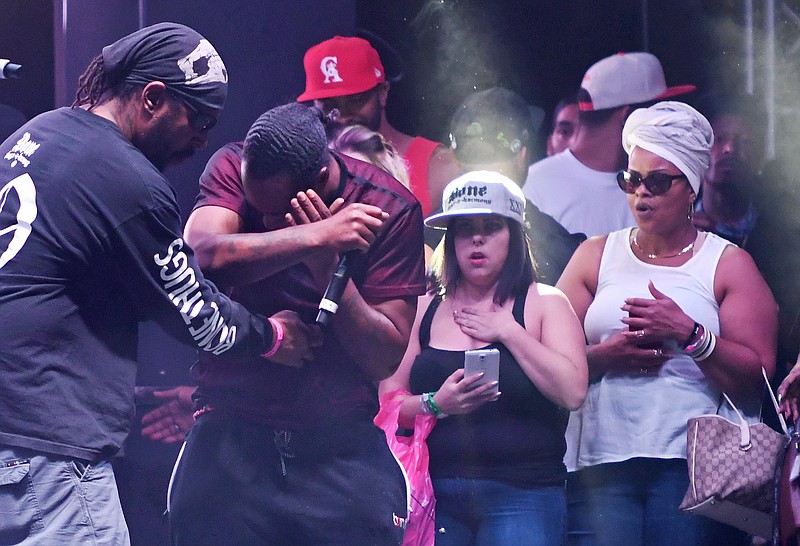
[{"left": 424, "top": 207, "right": 496, "bottom": 230}]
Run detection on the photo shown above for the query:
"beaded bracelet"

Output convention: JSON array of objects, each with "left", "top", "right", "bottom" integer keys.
[{"left": 261, "top": 318, "right": 284, "bottom": 359}]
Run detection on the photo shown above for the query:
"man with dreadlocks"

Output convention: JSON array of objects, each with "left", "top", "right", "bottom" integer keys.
[
  {"left": 168, "top": 102, "right": 425, "bottom": 545},
  {"left": 0, "top": 23, "right": 318, "bottom": 544}
]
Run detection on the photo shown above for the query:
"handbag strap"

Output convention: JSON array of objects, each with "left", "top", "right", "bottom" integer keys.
[
  {"left": 721, "top": 393, "right": 754, "bottom": 450},
  {"left": 762, "top": 366, "right": 789, "bottom": 436},
  {"left": 721, "top": 367, "right": 789, "bottom": 451}
]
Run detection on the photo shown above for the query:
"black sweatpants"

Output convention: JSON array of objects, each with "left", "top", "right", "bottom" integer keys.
[{"left": 168, "top": 411, "right": 407, "bottom": 546}]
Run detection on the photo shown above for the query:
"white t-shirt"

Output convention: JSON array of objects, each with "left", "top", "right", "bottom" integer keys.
[
  {"left": 523, "top": 150, "right": 635, "bottom": 237},
  {"left": 566, "top": 229, "right": 759, "bottom": 470}
]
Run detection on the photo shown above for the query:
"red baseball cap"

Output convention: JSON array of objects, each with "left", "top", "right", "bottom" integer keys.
[{"left": 297, "top": 36, "right": 386, "bottom": 102}]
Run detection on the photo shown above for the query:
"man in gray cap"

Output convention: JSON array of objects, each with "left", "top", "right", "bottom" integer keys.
[
  {"left": 523, "top": 52, "right": 695, "bottom": 238},
  {"left": 0, "top": 23, "right": 317, "bottom": 544}
]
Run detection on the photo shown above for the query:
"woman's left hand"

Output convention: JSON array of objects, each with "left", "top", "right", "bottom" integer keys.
[
  {"left": 620, "top": 281, "right": 695, "bottom": 346},
  {"left": 452, "top": 304, "right": 516, "bottom": 344}
]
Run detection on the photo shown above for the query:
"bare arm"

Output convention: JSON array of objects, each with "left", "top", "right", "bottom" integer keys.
[
  {"left": 183, "top": 201, "right": 385, "bottom": 290},
  {"left": 555, "top": 237, "right": 603, "bottom": 326},
  {"left": 333, "top": 286, "right": 417, "bottom": 381},
  {"left": 695, "top": 246, "right": 777, "bottom": 396},
  {"left": 184, "top": 205, "right": 316, "bottom": 288},
  {"left": 379, "top": 294, "right": 428, "bottom": 427},
  {"left": 556, "top": 237, "right": 621, "bottom": 380},
  {"left": 509, "top": 285, "right": 588, "bottom": 409}
]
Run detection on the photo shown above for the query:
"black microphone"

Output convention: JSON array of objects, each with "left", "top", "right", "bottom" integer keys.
[
  {"left": 0, "top": 60, "right": 22, "bottom": 79},
  {"left": 316, "top": 251, "right": 358, "bottom": 328}
]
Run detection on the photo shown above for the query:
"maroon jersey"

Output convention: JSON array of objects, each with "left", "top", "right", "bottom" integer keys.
[{"left": 191, "top": 143, "right": 425, "bottom": 429}]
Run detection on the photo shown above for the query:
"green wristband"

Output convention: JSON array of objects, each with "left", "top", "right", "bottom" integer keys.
[{"left": 426, "top": 392, "right": 448, "bottom": 419}]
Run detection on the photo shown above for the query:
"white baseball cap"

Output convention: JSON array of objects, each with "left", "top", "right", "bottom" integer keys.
[
  {"left": 425, "top": 171, "right": 526, "bottom": 230},
  {"left": 578, "top": 52, "right": 695, "bottom": 112}
]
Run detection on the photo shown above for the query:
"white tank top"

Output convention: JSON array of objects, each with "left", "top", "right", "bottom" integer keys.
[{"left": 568, "top": 228, "right": 753, "bottom": 469}]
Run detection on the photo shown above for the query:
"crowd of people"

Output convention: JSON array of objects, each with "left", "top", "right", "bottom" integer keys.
[{"left": 0, "top": 19, "right": 796, "bottom": 546}]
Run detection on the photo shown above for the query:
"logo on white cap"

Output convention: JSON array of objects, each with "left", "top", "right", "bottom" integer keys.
[
  {"left": 424, "top": 171, "right": 526, "bottom": 230},
  {"left": 177, "top": 39, "right": 228, "bottom": 85},
  {"left": 320, "top": 56, "right": 344, "bottom": 84}
]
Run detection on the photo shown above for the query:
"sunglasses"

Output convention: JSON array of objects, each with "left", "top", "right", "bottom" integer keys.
[
  {"left": 174, "top": 95, "right": 218, "bottom": 133},
  {"left": 616, "top": 170, "right": 687, "bottom": 196}
]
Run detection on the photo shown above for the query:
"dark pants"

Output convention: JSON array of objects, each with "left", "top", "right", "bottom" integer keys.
[
  {"left": 433, "top": 477, "right": 566, "bottom": 546},
  {"left": 571, "top": 458, "right": 750, "bottom": 546},
  {"left": 168, "top": 411, "right": 407, "bottom": 546}
]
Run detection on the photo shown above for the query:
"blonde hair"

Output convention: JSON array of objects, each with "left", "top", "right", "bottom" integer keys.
[{"left": 331, "top": 125, "right": 410, "bottom": 188}]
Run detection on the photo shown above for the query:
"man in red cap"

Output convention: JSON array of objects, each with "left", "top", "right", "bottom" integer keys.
[{"left": 298, "top": 35, "right": 461, "bottom": 216}]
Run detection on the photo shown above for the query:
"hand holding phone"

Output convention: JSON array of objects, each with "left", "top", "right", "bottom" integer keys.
[{"left": 464, "top": 348, "right": 500, "bottom": 395}]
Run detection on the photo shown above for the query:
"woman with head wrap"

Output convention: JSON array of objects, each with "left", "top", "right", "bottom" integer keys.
[{"left": 556, "top": 101, "right": 777, "bottom": 545}]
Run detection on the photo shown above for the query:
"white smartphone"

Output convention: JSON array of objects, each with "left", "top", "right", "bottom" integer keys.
[{"left": 464, "top": 348, "right": 500, "bottom": 394}]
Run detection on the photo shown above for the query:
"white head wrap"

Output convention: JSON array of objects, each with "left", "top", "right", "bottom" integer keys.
[{"left": 622, "top": 101, "right": 713, "bottom": 194}]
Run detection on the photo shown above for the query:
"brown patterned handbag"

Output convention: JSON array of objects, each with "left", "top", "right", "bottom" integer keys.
[{"left": 680, "top": 369, "right": 789, "bottom": 539}]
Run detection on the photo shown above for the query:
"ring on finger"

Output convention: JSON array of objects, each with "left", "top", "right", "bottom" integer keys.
[{"left": 653, "top": 348, "right": 662, "bottom": 358}]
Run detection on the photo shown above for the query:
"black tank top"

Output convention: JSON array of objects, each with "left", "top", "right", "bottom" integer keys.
[{"left": 409, "top": 291, "right": 568, "bottom": 487}]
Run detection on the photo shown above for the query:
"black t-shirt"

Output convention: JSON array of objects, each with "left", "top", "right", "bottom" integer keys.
[
  {"left": 0, "top": 108, "right": 274, "bottom": 461},
  {"left": 409, "top": 293, "right": 569, "bottom": 487}
]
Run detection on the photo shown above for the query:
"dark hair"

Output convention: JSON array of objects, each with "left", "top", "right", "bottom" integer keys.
[
  {"left": 449, "top": 87, "right": 534, "bottom": 164},
  {"left": 696, "top": 91, "right": 764, "bottom": 125},
  {"left": 696, "top": 91, "right": 765, "bottom": 155},
  {"left": 550, "top": 91, "right": 579, "bottom": 131},
  {"left": 576, "top": 88, "right": 633, "bottom": 128},
  {"left": 434, "top": 217, "right": 536, "bottom": 304},
  {"left": 243, "top": 103, "right": 329, "bottom": 185},
  {"left": 72, "top": 54, "right": 140, "bottom": 108}
]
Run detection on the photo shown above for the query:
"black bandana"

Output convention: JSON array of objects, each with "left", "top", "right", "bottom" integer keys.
[{"left": 102, "top": 22, "right": 228, "bottom": 111}]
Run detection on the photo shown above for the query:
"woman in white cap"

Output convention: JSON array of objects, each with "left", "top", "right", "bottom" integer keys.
[
  {"left": 556, "top": 101, "right": 777, "bottom": 545},
  {"left": 380, "top": 170, "right": 588, "bottom": 545}
]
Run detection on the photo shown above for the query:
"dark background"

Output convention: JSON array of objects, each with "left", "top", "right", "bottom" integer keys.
[{"left": 0, "top": 1, "right": 789, "bottom": 162}]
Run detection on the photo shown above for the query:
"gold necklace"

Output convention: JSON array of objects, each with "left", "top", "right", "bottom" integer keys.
[{"left": 632, "top": 230, "right": 695, "bottom": 259}]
